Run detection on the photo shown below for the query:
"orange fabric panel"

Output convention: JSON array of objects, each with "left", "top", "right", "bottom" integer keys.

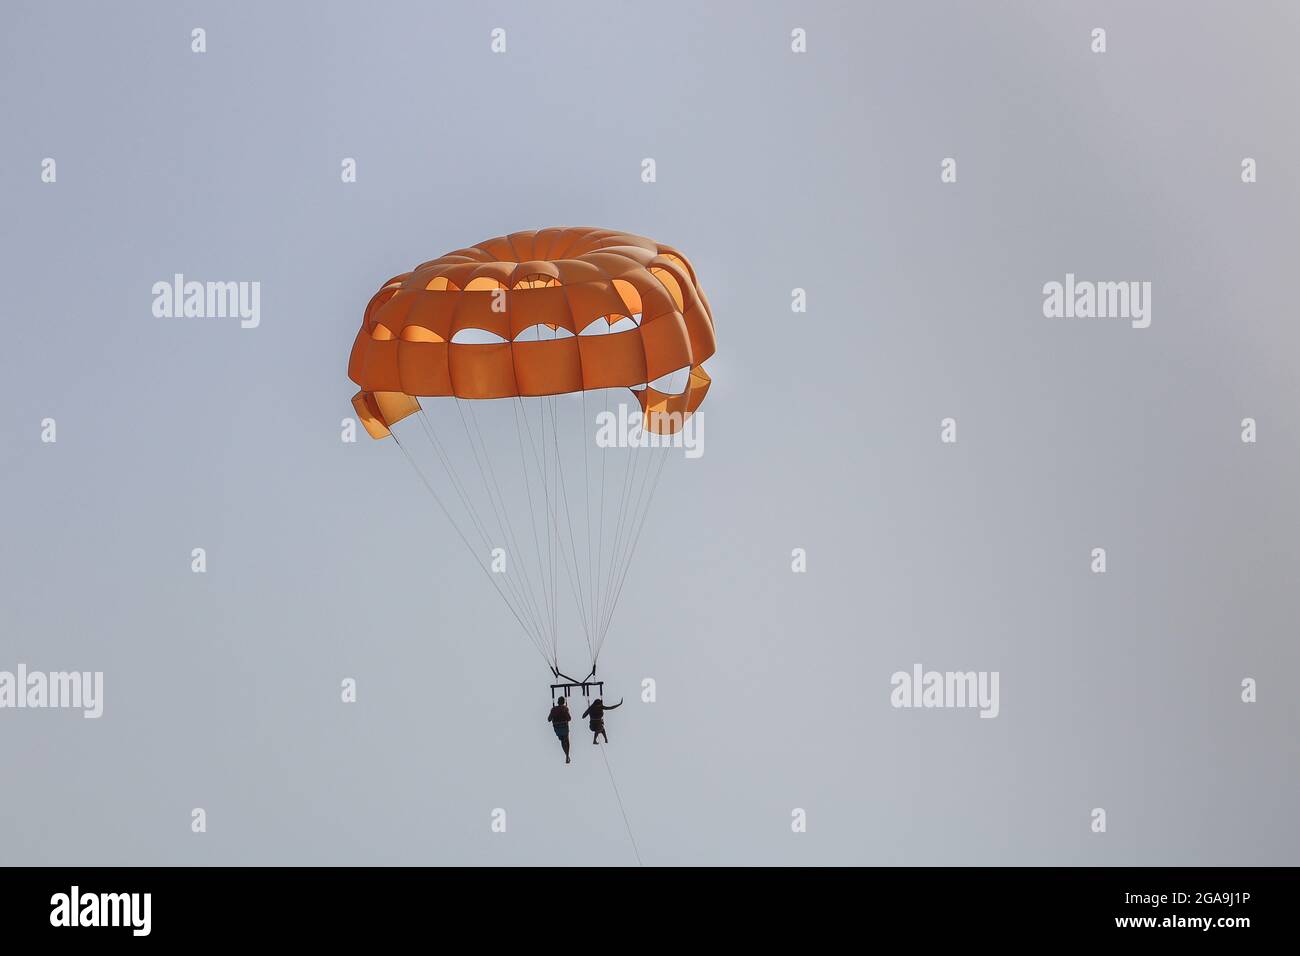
[
  {"left": 477, "top": 236, "right": 517, "bottom": 261},
  {"left": 398, "top": 341, "right": 452, "bottom": 394},
  {"left": 637, "top": 366, "right": 708, "bottom": 434},
  {"left": 402, "top": 291, "right": 457, "bottom": 340},
  {"left": 510, "top": 260, "right": 561, "bottom": 285},
  {"left": 626, "top": 272, "right": 677, "bottom": 320},
  {"left": 439, "top": 262, "right": 481, "bottom": 289},
  {"left": 361, "top": 338, "right": 402, "bottom": 392},
  {"left": 640, "top": 388, "right": 684, "bottom": 434},
  {"left": 374, "top": 391, "right": 421, "bottom": 428},
  {"left": 606, "top": 245, "right": 657, "bottom": 267},
  {"left": 650, "top": 259, "right": 694, "bottom": 307},
  {"left": 449, "top": 343, "right": 518, "bottom": 398},
  {"left": 506, "top": 231, "right": 537, "bottom": 260},
  {"left": 579, "top": 330, "right": 647, "bottom": 388},
  {"left": 528, "top": 230, "right": 555, "bottom": 260},
  {"left": 553, "top": 260, "right": 607, "bottom": 287},
  {"left": 347, "top": 328, "right": 370, "bottom": 383},
  {"left": 513, "top": 338, "right": 583, "bottom": 395},
  {"left": 583, "top": 252, "right": 641, "bottom": 279},
  {"left": 650, "top": 267, "right": 686, "bottom": 311},
  {"left": 565, "top": 280, "right": 631, "bottom": 330},
  {"left": 466, "top": 261, "right": 514, "bottom": 286},
  {"left": 683, "top": 302, "right": 717, "bottom": 367},
  {"left": 508, "top": 285, "right": 574, "bottom": 338},
  {"left": 371, "top": 289, "right": 416, "bottom": 334},
  {"left": 351, "top": 390, "right": 420, "bottom": 437},
  {"left": 351, "top": 391, "right": 390, "bottom": 438},
  {"left": 686, "top": 366, "right": 712, "bottom": 413},
  {"left": 364, "top": 286, "right": 400, "bottom": 331},
  {"left": 450, "top": 292, "right": 512, "bottom": 340},
  {"left": 639, "top": 312, "right": 693, "bottom": 380},
  {"left": 652, "top": 249, "right": 694, "bottom": 281},
  {"left": 611, "top": 278, "right": 642, "bottom": 316}
]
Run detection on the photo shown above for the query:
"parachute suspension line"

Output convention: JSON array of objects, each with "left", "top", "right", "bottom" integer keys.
[
  {"left": 549, "top": 389, "right": 598, "bottom": 667},
  {"left": 458, "top": 401, "right": 543, "bottom": 640},
  {"left": 546, "top": 395, "right": 562, "bottom": 655},
  {"left": 614, "top": 436, "right": 655, "bottom": 630},
  {"left": 598, "top": 744, "right": 643, "bottom": 867},
  {"left": 614, "top": 440, "right": 665, "bottom": 618},
  {"left": 390, "top": 431, "right": 550, "bottom": 665},
  {"left": 547, "top": 398, "right": 559, "bottom": 656},
  {"left": 594, "top": 386, "right": 608, "bottom": 656},
  {"left": 535, "top": 394, "right": 594, "bottom": 663},
  {"left": 596, "top": 416, "right": 635, "bottom": 630},
  {"left": 514, "top": 395, "right": 595, "bottom": 663},
  {"left": 595, "top": 445, "right": 646, "bottom": 659},
  {"left": 598, "top": 446, "right": 670, "bottom": 651},
  {"left": 535, "top": 395, "right": 560, "bottom": 655},
  {"left": 595, "top": 415, "right": 646, "bottom": 652},
  {"left": 456, "top": 398, "right": 553, "bottom": 659},
  {"left": 413, "top": 409, "right": 550, "bottom": 657},
  {"left": 512, "top": 402, "right": 557, "bottom": 667},
  {"left": 542, "top": 325, "right": 560, "bottom": 661},
  {"left": 529, "top": 393, "right": 560, "bottom": 663},
  {"left": 415, "top": 410, "right": 495, "bottom": 564},
  {"left": 510, "top": 396, "right": 560, "bottom": 666},
  {"left": 423, "top": 408, "right": 551, "bottom": 660},
  {"left": 414, "top": 409, "right": 534, "bottom": 633},
  {"left": 582, "top": 389, "right": 596, "bottom": 645}
]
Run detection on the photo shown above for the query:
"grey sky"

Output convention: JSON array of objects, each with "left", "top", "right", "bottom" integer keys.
[{"left": 2, "top": 1, "right": 1298, "bottom": 865}]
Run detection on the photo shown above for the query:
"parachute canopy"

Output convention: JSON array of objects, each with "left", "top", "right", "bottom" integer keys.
[
  {"left": 348, "top": 226, "right": 716, "bottom": 438},
  {"left": 347, "top": 228, "right": 716, "bottom": 674}
]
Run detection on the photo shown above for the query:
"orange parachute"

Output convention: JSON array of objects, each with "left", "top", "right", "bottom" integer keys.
[
  {"left": 348, "top": 227, "right": 716, "bottom": 678},
  {"left": 348, "top": 226, "right": 715, "bottom": 439}
]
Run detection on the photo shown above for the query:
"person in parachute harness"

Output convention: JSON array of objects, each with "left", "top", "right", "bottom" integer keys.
[
  {"left": 547, "top": 696, "right": 572, "bottom": 764},
  {"left": 582, "top": 697, "right": 623, "bottom": 744}
]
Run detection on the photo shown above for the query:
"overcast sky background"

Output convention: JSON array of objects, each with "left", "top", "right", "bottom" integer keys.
[{"left": 2, "top": 1, "right": 1298, "bottom": 865}]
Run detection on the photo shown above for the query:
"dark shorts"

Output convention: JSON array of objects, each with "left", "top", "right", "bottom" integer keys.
[
  {"left": 589, "top": 719, "right": 605, "bottom": 733},
  {"left": 553, "top": 723, "right": 569, "bottom": 739}
]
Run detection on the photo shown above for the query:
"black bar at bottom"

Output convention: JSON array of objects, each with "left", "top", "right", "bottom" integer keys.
[{"left": 0, "top": 866, "right": 1284, "bottom": 941}]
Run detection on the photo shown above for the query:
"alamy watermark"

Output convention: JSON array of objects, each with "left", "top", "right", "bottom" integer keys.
[
  {"left": 890, "top": 663, "right": 999, "bottom": 718},
  {"left": 0, "top": 664, "right": 103, "bottom": 718},
  {"left": 50, "top": 886, "right": 150, "bottom": 936},
  {"left": 1043, "top": 273, "right": 1151, "bottom": 329},
  {"left": 152, "top": 274, "right": 260, "bottom": 328},
  {"left": 595, "top": 402, "right": 703, "bottom": 459}
]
